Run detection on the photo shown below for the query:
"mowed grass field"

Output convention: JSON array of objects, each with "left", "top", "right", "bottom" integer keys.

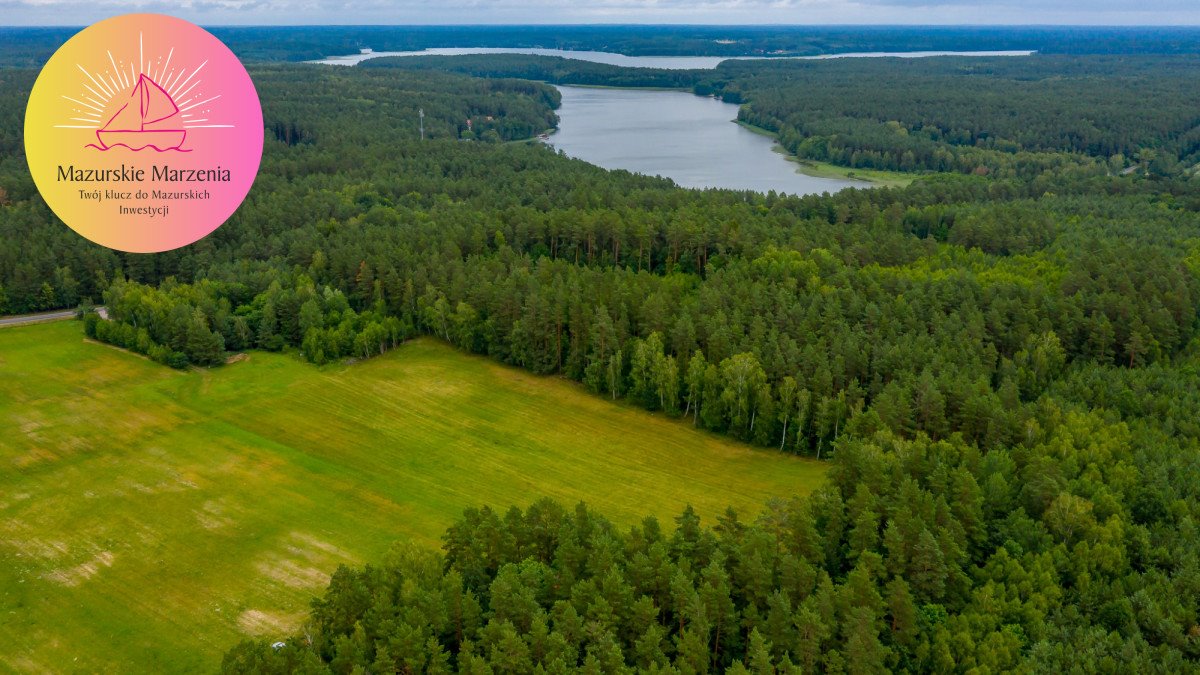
[{"left": 0, "top": 321, "right": 827, "bottom": 673}]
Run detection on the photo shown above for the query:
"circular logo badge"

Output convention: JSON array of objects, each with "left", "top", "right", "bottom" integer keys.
[{"left": 25, "top": 14, "right": 263, "bottom": 253}]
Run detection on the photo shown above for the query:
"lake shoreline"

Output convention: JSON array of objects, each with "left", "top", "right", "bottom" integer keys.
[{"left": 733, "top": 120, "right": 915, "bottom": 188}]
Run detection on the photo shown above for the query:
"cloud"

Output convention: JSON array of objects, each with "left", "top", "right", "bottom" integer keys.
[
  {"left": 873, "top": 0, "right": 1197, "bottom": 8},
  {"left": 2, "top": 0, "right": 1199, "bottom": 25}
]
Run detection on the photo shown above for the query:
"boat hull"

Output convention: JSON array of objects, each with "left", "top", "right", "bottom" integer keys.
[{"left": 95, "top": 130, "right": 187, "bottom": 151}]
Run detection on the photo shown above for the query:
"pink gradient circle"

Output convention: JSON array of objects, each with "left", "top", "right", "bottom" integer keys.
[{"left": 25, "top": 14, "right": 263, "bottom": 253}]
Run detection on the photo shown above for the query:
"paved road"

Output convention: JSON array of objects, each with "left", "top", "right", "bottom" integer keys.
[{"left": 0, "top": 310, "right": 78, "bottom": 327}]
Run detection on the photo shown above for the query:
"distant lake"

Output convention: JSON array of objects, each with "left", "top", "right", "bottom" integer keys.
[
  {"left": 545, "top": 86, "right": 860, "bottom": 195},
  {"left": 312, "top": 47, "right": 1035, "bottom": 69}
]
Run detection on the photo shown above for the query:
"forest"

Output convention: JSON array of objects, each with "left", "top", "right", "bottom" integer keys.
[
  {"left": 718, "top": 56, "right": 1200, "bottom": 176},
  {"left": 2, "top": 42, "right": 1199, "bottom": 672}
]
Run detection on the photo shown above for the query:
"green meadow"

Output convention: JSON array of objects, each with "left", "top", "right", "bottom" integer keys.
[{"left": 0, "top": 321, "right": 826, "bottom": 673}]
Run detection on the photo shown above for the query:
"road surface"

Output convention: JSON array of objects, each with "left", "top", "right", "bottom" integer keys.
[{"left": 0, "top": 309, "right": 78, "bottom": 327}]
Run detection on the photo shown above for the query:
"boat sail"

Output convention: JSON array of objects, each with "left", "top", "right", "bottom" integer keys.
[{"left": 96, "top": 73, "right": 187, "bottom": 151}]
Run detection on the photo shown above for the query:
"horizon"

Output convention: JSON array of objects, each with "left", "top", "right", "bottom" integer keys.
[
  {"left": 2, "top": 0, "right": 1199, "bottom": 28},
  {"left": 6, "top": 23, "right": 1200, "bottom": 27},
  {"left": 5, "top": 22, "right": 1200, "bottom": 31}
]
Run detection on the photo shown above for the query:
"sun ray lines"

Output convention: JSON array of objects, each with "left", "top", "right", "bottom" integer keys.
[
  {"left": 78, "top": 64, "right": 113, "bottom": 98},
  {"left": 174, "top": 79, "right": 202, "bottom": 103},
  {"left": 169, "top": 59, "right": 206, "bottom": 98},
  {"left": 180, "top": 94, "right": 219, "bottom": 112},
  {"left": 158, "top": 47, "right": 174, "bottom": 84},
  {"left": 165, "top": 67, "right": 187, "bottom": 94},
  {"left": 82, "top": 83, "right": 109, "bottom": 103},
  {"left": 107, "top": 50, "right": 127, "bottom": 89},
  {"left": 62, "top": 95, "right": 103, "bottom": 113}
]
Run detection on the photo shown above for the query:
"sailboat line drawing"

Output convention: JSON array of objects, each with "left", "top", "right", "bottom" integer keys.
[
  {"left": 58, "top": 31, "right": 235, "bottom": 149},
  {"left": 86, "top": 73, "right": 190, "bottom": 152}
]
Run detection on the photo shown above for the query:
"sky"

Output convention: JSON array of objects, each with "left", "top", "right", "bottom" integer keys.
[{"left": 2, "top": 0, "right": 1199, "bottom": 26}]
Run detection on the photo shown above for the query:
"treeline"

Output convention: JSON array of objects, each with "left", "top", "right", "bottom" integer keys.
[
  {"left": 222, "top": 354, "right": 1200, "bottom": 672},
  {"left": 363, "top": 54, "right": 701, "bottom": 90},
  {"left": 86, "top": 275, "right": 413, "bottom": 369},
  {"left": 89, "top": 177, "right": 1200, "bottom": 457}
]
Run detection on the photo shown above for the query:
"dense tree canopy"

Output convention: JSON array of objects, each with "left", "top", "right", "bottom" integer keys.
[{"left": 719, "top": 56, "right": 1200, "bottom": 177}]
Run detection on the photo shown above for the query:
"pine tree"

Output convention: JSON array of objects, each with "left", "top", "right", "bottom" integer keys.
[
  {"left": 885, "top": 578, "right": 919, "bottom": 648},
  {"left": 745, "top": 628, "right": 775, "bottom": 675},
  {"left": 258, "top": 301, "right": 280, "bottom": 350},
  {"left": 908, "top": 529, "right": 948, "bottom": 601},
  {"left": 185, "top": 309, "right": 224, "bottom": 366},
  {"left": 844, "top": 607, "right": 890, "bottom": 675}
]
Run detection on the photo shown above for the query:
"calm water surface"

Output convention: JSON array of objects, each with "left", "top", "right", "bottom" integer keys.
[{"left": 546, "top": 86, "right": 860, "bottom": 195}]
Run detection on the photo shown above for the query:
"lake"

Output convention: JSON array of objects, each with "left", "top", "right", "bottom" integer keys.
[
  {"left": 545, "top": 86, "right": 860, "bottom": 195},
  {"left": 313, "top": 47, "right": 1035, "bottom": 69},
  {"left": 312, "top": 47, "right": 1030, "bottom": 194}
]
